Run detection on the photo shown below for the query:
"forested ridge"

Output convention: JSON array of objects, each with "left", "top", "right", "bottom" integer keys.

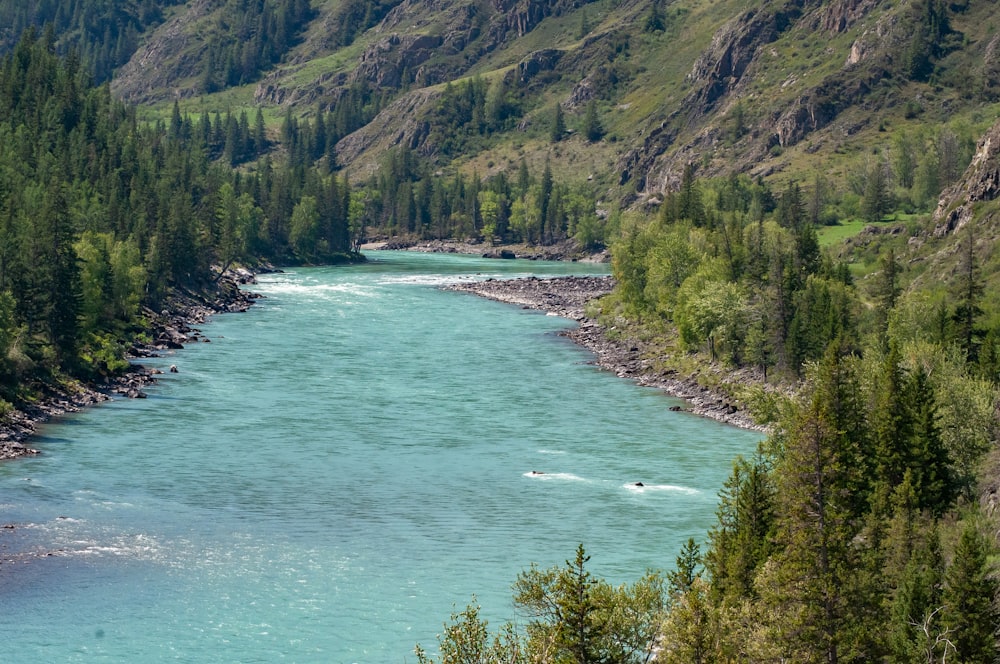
[
  {"left": 0, "top": 0, "right": 183, "bottom": 84},
  {"left": 0, "top": 30, "right": 358, "bottom": 414}
]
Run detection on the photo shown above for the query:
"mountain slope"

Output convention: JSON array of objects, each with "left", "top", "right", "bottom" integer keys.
[{"left": 99, "top": 0, "right": 999, "bottom": 203}]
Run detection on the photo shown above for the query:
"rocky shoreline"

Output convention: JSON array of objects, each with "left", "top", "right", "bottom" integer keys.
[
  {"left": 0, "top": 269, "right": 261, "bottom": 461},
  {"left": 362, "top": 238, "right": 611, "bottom": 263},
  {"left": 2, "top": 264, "right": 763, "bottom": 463},
  {"left": 447, "top": 276, "right": 767, "bottom": 432}
]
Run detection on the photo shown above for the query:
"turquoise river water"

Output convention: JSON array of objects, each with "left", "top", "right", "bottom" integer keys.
[{"left": 0, "top": 251, "right": 760, "bottom": 662}]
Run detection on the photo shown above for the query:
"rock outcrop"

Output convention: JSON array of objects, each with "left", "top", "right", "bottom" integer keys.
[
  {"left": 932, "top": 117, "right": 1000, "bottom": 236},
  {"left": 628, "top": 0, "right": 907, "bottom": 195}
]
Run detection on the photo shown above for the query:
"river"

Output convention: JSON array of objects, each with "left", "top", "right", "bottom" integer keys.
[{"left": 0, "top": 251, "right": 760, "bottom": 662}]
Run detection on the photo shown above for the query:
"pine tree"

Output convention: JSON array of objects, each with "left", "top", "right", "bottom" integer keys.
[
  {"left": 873, "top": 247, "right": 901, "bottom": 346},
  {"left": 582, "top": 100, "right": 603, "bottom": 142},
  {"left": 873, "top": 345, "right": 912, "bottom": 493},
  {"left": 669, "top": 538, "right": 702, "bottom": 598},
  {"left": 551, "top": 103, "right": 565, "bottom": 142},
  {"left": 905, "top": 365, "right": 956, "bottom": 515},
  {"left": 861, "top": 158, "right": 891, "bottom": 223},
  {"left": 943, "top": 521, "right": 999, "bottom": 664},
  {"left": 666, "top": 163, "right": 705, "bottom": 226},
  {"left": 706, "top": 454, "right": 775, "bottom": 604},
  {"left": 764, "top": 341, "right": 873, "bottom": 662},
  {"left": 952, "top": 227, "right": 983, "bottom": 364},
  {"left": 887, "top": 522, "right": 946, "bottom": 663},
  {"left": 644, "top": 0, "right": 666, "bottom": 32},
  {"left": 555, "top": 544, "right": 601, "bottom": 663}
]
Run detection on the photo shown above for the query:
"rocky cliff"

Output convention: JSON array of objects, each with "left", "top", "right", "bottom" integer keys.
[
  {"left": 933, "top": 117, "right": 1000, "bottom": 236},
  {"left": 103, "top": 0, "right": 1000, "bottom": 207}
]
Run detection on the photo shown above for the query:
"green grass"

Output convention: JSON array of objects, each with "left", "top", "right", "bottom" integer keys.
[{"left": 817, "top": 219, "right": 869, "bottom": 247}]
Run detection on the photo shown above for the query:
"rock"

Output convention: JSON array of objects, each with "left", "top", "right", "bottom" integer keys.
[
  {"left": 933, "top": 117, "right": 1000, "bottom": 236},
  {"left": 818, "top": 0, "right": 879, "bottom": 33}
]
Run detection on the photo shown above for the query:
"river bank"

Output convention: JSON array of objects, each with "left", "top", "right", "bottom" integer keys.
[
  {"left": 0, "top": 269, "right": 260, "bottom": 461},
  {"left": 446, "top": 276, "right": 767, "bottom": 432},
  {"left": 361, "top": 238, "right": 611, "bottom": 263}
]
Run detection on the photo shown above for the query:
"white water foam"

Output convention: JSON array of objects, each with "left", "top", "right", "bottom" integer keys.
[
  {"left": 622, "top": 483, "right": 700, "bottom": 495},
  {"left": 523, "top": 471, "right": 586, "bottom": 481},
  {"left": 375, "top": 274, "right": 496, "bottom": 286},
  {"left": 22, "top": 519, "right": 167, "bottom": 561},
  {"left": 256, "top": 280, "right": 378, "bottom": 303}
]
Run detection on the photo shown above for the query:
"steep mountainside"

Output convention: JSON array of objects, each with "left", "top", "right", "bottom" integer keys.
[{"left": 95, "top": 0, "right": 1000, "bottom": 201}]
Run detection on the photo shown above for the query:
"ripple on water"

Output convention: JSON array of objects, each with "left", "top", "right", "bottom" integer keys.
[{"left": 1, "top": 252, "right": 760, "bottom": 662}]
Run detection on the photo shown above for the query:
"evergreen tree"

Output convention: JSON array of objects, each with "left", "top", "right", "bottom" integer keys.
[
  {"left": 873, "top": 247, "right": 901, "bottom": 346},
  {"left": 706, "top": 454, "right": 775, "bottom": 604},
  {"left": 887, "top": 522, "right": 946, "bottom": 663},
  {"left": 551, "top": 103, "right": 565, "bottom": 142},
  {"left": 861, "top": 158, "right": 891, "bottom": 223},
  {"left": 665, "top": 163, "right": 705, "bottom": 226},
  {"left": 943, "top": 521, "right": 999, "bottom": 664},
  {"left": 905, "top": 365, "right": 956, "bottom": 516},
  {"left": 582, "top": 100, "right": 603, "bottom": 143},
  {"left": 764, "top": 341, "right": 872, "bottom": 662},
  {"left": 669, "top": 538, "right": 702, "bottom": 598},
  {"left": 952, "top": 227, "right": 983, "bottom": 364}
]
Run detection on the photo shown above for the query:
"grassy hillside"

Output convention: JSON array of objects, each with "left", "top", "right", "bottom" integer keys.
[{"left": 98, "top": 0, "right": 995, "bottom": 211}]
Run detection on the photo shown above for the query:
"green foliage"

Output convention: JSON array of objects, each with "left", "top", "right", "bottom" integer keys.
[
  {"left": 320, "top": 0, "right": 404, "bottom": 52},
  {"left": 861, "top": 158, "right": 892, "bottom": 223},
  {"left": 512, "top": 544, "right": 666, "bottom": 663},
  {"left": 943, "top": 520, "right": 1000, "bottom": 663},
  {"left": 656, "top": 577, "right": 716, "bottom": 664},
  {"left": 289, "top": 195, "right": 321, "bottom": 258},
  {"left": 649, "top": 328, "right": 999, "bottom": 662},
  {"left": 551, "top": 103, "right": 566, "bottom": 143},
  {"left": 478, "top": 189, "right": 500, "bottom": 244},
  {"left": 900, "top": 0, "right": 954, "bottom": 82},
  {"left": 75, "top": 231, "right": 146, "bottom": 334},
  {"left": 200, "top": 0, "right": 314, "bottom": 92},
  {"left": 885, "top": 506, "right": 946, "bottom": 662},
  {"left": 0, "top": 290, "right": 25, "bottom": 391},
  {"left": 581, "top": 100, "right": 604, "bottom": 143},
  {"left": 0, "top": 1, "right": 181, "bottom": 83},
  {"left": 668, "top": 538, "right": 703, "bottom": 599},
  {"left": 706, "top": 454, "right": 775, "bottom": 605},
  {"left": 872, "top": 347, "right": 958, "bottom": 515},
  {"left": 675, "top": 264, "right": 748, "bottom": 363},
  {"left": 429, "top": 76, "right": 522, "bottom": 156},
  {"left": 0, "top": 32, "right": 359, "bottom": 405},
  {"left": 643, "top": 1, "right": 666, "bottom": 33},
  {"left": 414, "top": 600, "right": 527, "bottom": 664},
  {"left": 357, "top": 147, "right": 604, "bottom": 248},
  {"left": 762, "top": 343, "right": 873, "bottom": 662},
  {"left": 612, "top": 171, "right": 857, "bottom": 376}
]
